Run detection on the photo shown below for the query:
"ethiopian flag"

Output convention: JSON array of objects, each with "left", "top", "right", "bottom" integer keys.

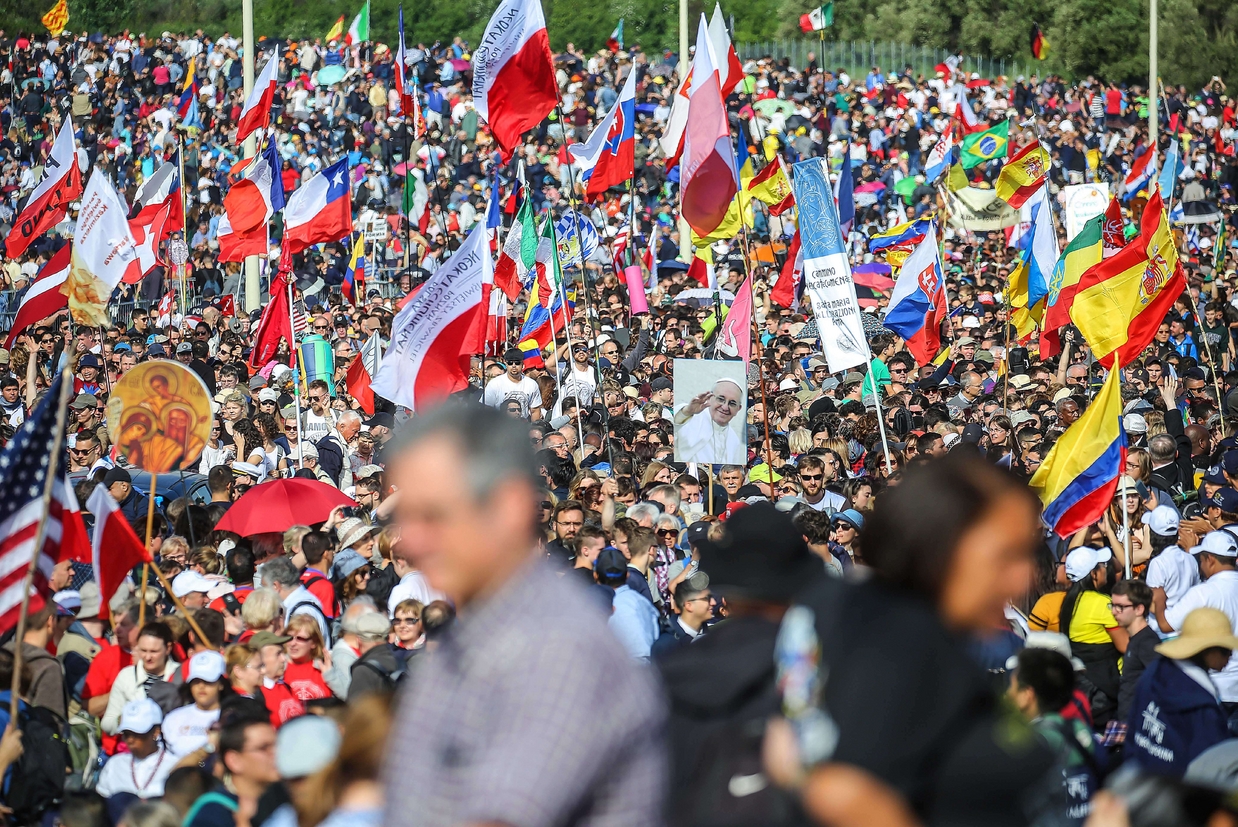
[
  {"left": 960, "top": 121, "right": 1010, "bottom": 169},
  {"left": 1040, "top": 214, "right": 1103, "bottom": 357}
]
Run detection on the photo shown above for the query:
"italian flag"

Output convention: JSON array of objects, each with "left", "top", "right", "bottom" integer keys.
[
  {"left": 346, "top": 1, "right": 370, "bottom": 45},
  {"left": 799, "top": 2, "right": 833, "bottom": 32}
]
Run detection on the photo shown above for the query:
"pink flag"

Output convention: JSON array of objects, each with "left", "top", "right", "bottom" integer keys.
[
  {"left": 717, "top": 273, "right": 752, "bottom": 363},
  {"left": 681, "top": 15, "right": 738, "bottom": 238}
]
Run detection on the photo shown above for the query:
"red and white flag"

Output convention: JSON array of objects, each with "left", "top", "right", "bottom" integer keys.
[
  {"left": 66, "top": 170, "right": 141, "bottom": 328},
  {"left": 471, "top": 0, "right": 557, "bottom": 160},
  {"left": 394, "top": 5, "right": 417, "bottom": 122},
  {"left": 707, "top": 3, "right": 744, "bottom": 99},
  {"left": 132, "top": 161, "right": 184, "bottom": 232},
  {"left": 5, "top": 116, "right": 81, "bottom": 259},
  {"left": 155, "top": 290, "right": 176, "bottom": 327},
  {"left": 771, "top": 229, "right": 804, "bottom": 308},
  {"left": 717, "top": 272, "right": 752, "bottom": 363},
  {"left": 659, "top": 71, "right": 692, "bottom": 171},
  {"left": 4, "top": 244, "right": 70, "bottom": 348},
  {"left": 283, "top": 159, "right": 352, "bottom": 255},
  {"left": 127, "top": 200, "right": 172, "bottom": 284},
  {"left": 371, "top": 222, "right": 493, "bottom": 411},
  {"left": 681, "top": 15, "right": 737, "bottom": 239},
  {"left": 224, "top": 149, "right": 278, "bottom": 236},
  {"left": 85, "top": 486, "right": 153, "bottom": 609},
  {"left": 216, "top": 212, "right": 267, "bottom": 263},
  {"left": 345, "top": 332, "right": 384, "bottom": 415},
  {"left": 236, "top": 56, "right": 279, "bottom": 143},
  {"left": 250, "top": 261, "right": 295, "bottom": 369},
  {"left": 686, "top": 254, "right": 716, "bottom": 290}
]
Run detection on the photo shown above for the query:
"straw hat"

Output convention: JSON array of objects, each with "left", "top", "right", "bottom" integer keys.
[{"left": 1156, "top": 608, "right": 1238, "bottom": 660}]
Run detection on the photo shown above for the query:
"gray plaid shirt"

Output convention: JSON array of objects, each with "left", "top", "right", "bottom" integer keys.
[{"left": 383, "top": 558, "right": 666, "bottom": 827}]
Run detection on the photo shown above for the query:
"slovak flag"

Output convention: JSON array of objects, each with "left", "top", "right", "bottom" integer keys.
[
  {"left": 681, "top": 14, "right": 738, "bottom": 239},
  {"left": 237, "top": 56, "right": 279, "bottom": 143},
  {"left": 924, "top": 125, "right": 954, "bottom": 183},
  {"left": 471, "top": 0, "right": 558, "bottom": 160},
  {"left": 568, "top": 69, "right": 636, "bottom": 201},
  {"left": 283, "top": 158, "right": 353, "bottom": 254},
  {"left": 882, "top": 228, "right": 947, "bottom": 365},
  {"left": 1123, "top": 146, "right": 1155, "bottom": 201}
]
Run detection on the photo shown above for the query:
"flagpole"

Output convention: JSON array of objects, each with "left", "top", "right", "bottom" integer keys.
[
  {"left": 1121, "top": 475, "right": 1133, "bottom": 580},
  {"left": 738, "top": 226, "right": 776, "bottom": 472},
  {"left": 289, "top": 274, "right": 305, "bottom": 469},
  {"left": 178, "top": 140, "right": 189, "bottom": 319},
  {"left": 9, "top": 368, "right": 72, "bottom": 723},
  {"left": 241, "top": 0, "right": 260, "bottom": 313}
]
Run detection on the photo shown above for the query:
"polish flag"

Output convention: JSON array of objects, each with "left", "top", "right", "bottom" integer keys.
[
  {"left": 3, "top": 244, "right": 70, "bottom": 348},
  {"left": 126, "top": 200, "right": 171, "bottom": 284},
  {"left": 236, "top": 56, "right": 279, "bottom": 143},
  {"left": 681, "top": 15, "right": 738, "bottom": 239},
  {"left": 5, "top": 116, "right": 81, "bottom": 259},
  {"left": 86, "top": 486, "right": 153, "bottom": 609},
  {"left": 216, "top": 212, "right": 268, "bottom": 262},
  {"left": 372, "top": 222, "right": 493, "bottom": 411},
  {"left": 283, "top": 158, "right": 353, "bottom": 254},
  {"left": 471, "top": 0, "right": 558, "bottom": 160},
  {"left": 707, "top": 4, "right": 744, "bottom": 99},
  {"left": 224, "top": 148, "right": 277, "bottom": 235}
]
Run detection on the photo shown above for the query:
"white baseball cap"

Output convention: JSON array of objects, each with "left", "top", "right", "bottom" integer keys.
[
  {"left": 1141, "top": 505, "right": 1180, "bottom": 537},
  {"left": 1190, "top": 530, "right": 1238, "bottom": 558},
  {"left": 119, "top": 698, "right": 163, "bottom": 734},
  {"left": 172, "top": 570, "right": 214, "bottom": 598},
  {"left": 1064, "top": 546, "right": 1113, "bottom": 582},
  {"left": 186, "top": 650, "right": 226, "bottom": 684}
]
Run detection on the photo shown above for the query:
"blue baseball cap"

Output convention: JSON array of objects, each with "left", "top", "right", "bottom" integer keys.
[{"left": 1210, "top": 488, "right": 1238, "bottom": 514}]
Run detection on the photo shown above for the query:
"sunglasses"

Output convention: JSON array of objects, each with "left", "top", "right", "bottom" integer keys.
[
  {"left": 393, "top": 617, "right": 420, "bottom": 625},
  {"left": 799, "top": 473, "right": 823, "bottom": 481},
  {"left": 289, "top": 635, "right": 315, "bottom": 644},
  {"left": 313, "top": 325, "right": 329, "bottom": 331},
  {"left": 656, "top": 528, "right": 678, "bottom": 537}
]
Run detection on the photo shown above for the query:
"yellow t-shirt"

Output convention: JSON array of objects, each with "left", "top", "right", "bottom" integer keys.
[
  {"left": 1028, "top": 592, "right": 1066, "bottom": 632},
  {"left": 1066, "top": 591, "right": 1118, "bottom": 645}
]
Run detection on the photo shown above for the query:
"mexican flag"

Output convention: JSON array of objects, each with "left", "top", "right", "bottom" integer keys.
[
  {"left": 346, "top": 1, "right": 370, "bottom": 45},
  {"left": 799, "top": 2, "right": 833, "bottom": 32}
]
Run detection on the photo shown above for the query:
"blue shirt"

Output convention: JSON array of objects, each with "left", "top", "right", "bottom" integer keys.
[{"left": 608, "top": 585, "right": 659, "bottom": 661}]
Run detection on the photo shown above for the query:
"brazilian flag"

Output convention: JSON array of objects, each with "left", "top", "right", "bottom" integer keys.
[{"left": 960, "top": 121, "right": 1010, "bottom": 169}]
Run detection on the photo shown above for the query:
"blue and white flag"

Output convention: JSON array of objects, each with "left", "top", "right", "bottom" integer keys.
[
  {"left": 555, "top": 210, "right": 600, "bottom": 269},
  {"left": 1159, "top": 139, "right": 1183, "bottom": 202}
]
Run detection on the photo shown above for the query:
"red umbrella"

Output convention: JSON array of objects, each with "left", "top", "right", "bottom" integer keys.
[{"left": 214, "top": 478, "right": 357, "bottom": 536}]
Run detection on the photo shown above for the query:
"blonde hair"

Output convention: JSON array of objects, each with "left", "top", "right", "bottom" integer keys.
[
  {"left": 283, "top": 525, "right": 311, "bottom": 555},
  {"left": 285, "top": 613, "right": 325, "bottom": 661},
  {"left": 241, "top": 588, "right": 282, "bottom": 632},
  {"left": 788, "top": 427, "right": 812, "bottom": 455}
]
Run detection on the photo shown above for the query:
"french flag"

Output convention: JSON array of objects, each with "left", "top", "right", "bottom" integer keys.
[
  {"left": 1123, "top": 146, "right": 1155, "bottom": 201},
  {"left": 471, "top": 0, "right": 558, "bottom": 160},
  {"left": 882, "top": 229, "right": 947, "bottom": 365},
  {"left": 568, "top": 69, "right": 636, "bottom": 201},
  {"left": 4, "top": 244, "right": 70, "bottom": 347},
  {"left": 283, "top": 158, "right": 353, "bottom": 255},
  {"left": 237, "top": 56, "right": 279, "bottom": 143},
  {"left": 681, "top": 14, "right": 738, "bottom": 239},
  {"left": 5, "top": 116, "right": 81, "bottom": 259}
]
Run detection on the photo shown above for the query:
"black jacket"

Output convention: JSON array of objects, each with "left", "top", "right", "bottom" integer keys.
[{"left": 349, "top": 643, "right": 404, "bottom": 700}]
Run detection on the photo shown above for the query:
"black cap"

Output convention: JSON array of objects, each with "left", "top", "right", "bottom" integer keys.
[
  {"left": 503, "top": 347, "right": 524, "bottom": 363},
  {"left": 596, "top": 547, "right": 627, "bottom": 586},
  {"left": 366, "top": 412, "right": 395, "bottom": 430},
  {"left": 698, "top": 501, "right": 822, "bottom": 602},
  {"left": 650, "top": 376, "right": 673, "bottom": 391},
  {"left": 686, "top": 521, "right": 711, "bottom": 548},
  {"left": 103, "top": 467, "right": 132, "bottom": 486},
  {"left": 807, "top": 397, "right": 836, "bottom": 419},
  {"left": 961, "top": 423, "right": 984, "bottom": 444}
]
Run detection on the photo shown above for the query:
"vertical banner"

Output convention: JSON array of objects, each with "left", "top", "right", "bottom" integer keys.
[{"left": 791, "top": 158, "right": 867, "bottom": 373}]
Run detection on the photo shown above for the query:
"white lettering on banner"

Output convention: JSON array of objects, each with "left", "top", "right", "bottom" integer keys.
[{"left": 388, "top": 247, "right": 481, "bottom": 355}]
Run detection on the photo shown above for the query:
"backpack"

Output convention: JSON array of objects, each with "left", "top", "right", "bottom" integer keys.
[
  {"left": 356, "top": 646, "right": 410, "bottom": 692},
  {"left": 64, "top": 708, "right": 103, "bottom": 793},
  {"left": 7, "top": 706, "right": 68, "bottom": 825}
]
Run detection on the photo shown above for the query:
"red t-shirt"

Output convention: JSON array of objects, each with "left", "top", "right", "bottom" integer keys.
[
  {"left": 283, "top": 660, "right": 332, "bottom": 701},
  {"left": 207, "top": 585, "right": 254, "bottom": 614},
  {"left": 261, "top": 680, "right": 305, "bottom": 728},
  {"left": 300, "top": 569, "right": 337, "bottom": 618},
  {"left": 82, "top": 643, "right": 133, "bottom": 755}
]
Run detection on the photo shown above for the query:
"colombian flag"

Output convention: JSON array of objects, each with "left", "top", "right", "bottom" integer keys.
[
  {"left": 1041, "top": 213, "right": 1103, "bottom": 358},
  {"left": 342, "top": 234, "right": 366, "bottom": 306},
  {"left": 176, "top": 59, "right": 199, "bottom": 125},
  {"left": 960, "top": 121, "right": 1010, "bottom": 169},
  {"left": 996, "top": 141, "right": 1051, "bottom": 208},
  {"left": 1069, "top": 189, "right": 1185, "bottom": 369},
  {"left": 1030, "top": 368, "right": 1125, "bottom": 538}
]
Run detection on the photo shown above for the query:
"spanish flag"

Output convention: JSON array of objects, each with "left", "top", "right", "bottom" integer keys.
[
  {"left": 42, "top": 0, "right": 68, "bottom": 34},
  {"left": 326, "top": 14, "right": 346, "bottom": 43},
  {"left": 1068, "top": 189, "right": 1185, "bottom": 368},
  {"left": 747, "top": 158, "right": 795, "bottom": 215},
  {"left": 995, "top": 141, "right": 1051, "bottom": 208},
  {"left": 1040, "top": 213, "right": 1103, "bottom": 358},
  {"left": 1030, "top": 24, "right": 1049, "bottom": 60},
  {"left": 959, "top": 121, "right": 1010, "bottom": 169}
]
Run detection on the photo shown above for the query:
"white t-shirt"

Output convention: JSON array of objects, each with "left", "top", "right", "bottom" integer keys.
[
  {"left": 161, "top": 704, "right": 220, "bottom": 756},
  {"left": 388, "top": 571, "right": 447, "bottom": 616},
  {"left": 556, "top": 365, "right": 597, "bottom": 416},
  {"left": 1146, "top": 546, "right": 1202, "bottom": 634},
  {"left": 1164, "top": 569, "right": 1238, "bottom": 701},
  {"left": 483, "top": 374, "right": 543, "bottom": 418},
  {"left": 803, "top": 490, "right": 847, "bottom": 513},
  {"left": 96, "top": 747, "right": 176, "bottom": 799},
  {"left": 303, "top": 408, "right": 337, "bottom": 444}
]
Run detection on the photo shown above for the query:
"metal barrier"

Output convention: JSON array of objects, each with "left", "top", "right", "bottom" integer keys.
[{"left": 736, "top": 39, "right": 1034, "bottom": 84}]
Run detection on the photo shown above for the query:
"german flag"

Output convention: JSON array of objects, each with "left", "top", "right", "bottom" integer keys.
[{"left": 1030, "top": 24, "right": 1049, "bottom": 60}]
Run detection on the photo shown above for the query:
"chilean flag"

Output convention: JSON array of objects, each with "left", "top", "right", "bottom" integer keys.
[
  {"left": 5, "top": 116, "right": 81, "bottom": 259},
  {"left": 882, "top": 230, "right": 947, "bottom": 365},
  {"left": 237, "top": 56, "right": 279, "bottom": 143},
  {"left": 86, "top": 486, "right": 153, "bottom": 606},
  {"left": 283, "top": 158, "right": 353, "bottom": 254},
  {"left": 681, "top": 14, "right": 738, "bottom": 239},
  {"left": 568, "top": 69, "right": 636, "bottom": 201},
  {"left": 471, "top": 0, "right": 558, "bottom": 160},
  {"left": 3, "top": 244, "right": 69, "bottom": 348},
  {"left": 1123, "top": 146, "right": 1155, "bottom": 201}
]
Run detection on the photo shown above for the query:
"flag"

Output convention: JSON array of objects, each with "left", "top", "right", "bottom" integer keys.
[
  {"left": 1158, "top": 138, "right": 1183, "bottom": 202},
  {"left": 799, "top": 2, "right": 833, "bottom": 31},
  {"left": 883, "top": 229, "right": 947, "bottom": 365},
  {"left": 346, "top": 342, "right": 375, "bottom": 414},
  {"left": 959, "top": 120, "right": 1010, "bottom": 168},
  {"left": 0, "top": 370, "right": 79, "bottom": 636},
  {"left": 1041, "top": 212, "right": 1103, "bottom": 357},
  {"left": 283, "top": 158, "right": 353, "bottom": 254},
  {"left": 717, "top": 273, "right": 753, "bottom": 362},
  {"left": 224, "top": 145, "right": 279, "bottom": 236},
  {"left": 66, "top": 171, "right": 139, "bottom": 327},
  {"left": 681, "top": 14, "right": 738, "bottom": 239},
  {"left": 568, "top": 69, "right": 636, "bottom": 201},
  {"left": 217, "top": 212, "right": 267, "bottom": 262},
  {"left": 792, "top": 157, "right": 867, "bottom": 373},
  {"left": 1030, "top": 369, "right": 1125, "bottom": 538},
  {"left": 954, "top": 87, "right": 985, "bottom": 134},
  {"left": 868, "top": 218, "right": 931, "bottom": 264},
  {"left": 237, "top": 56, "right": 279, "bottom": 143},
  {"left": 1102, "top": 196, "right": 1125, "bottom": 257},
  {"left": 347, "top": 1, "right": 370, "bottom": 44},
  {"left": 471, "top": 0, "right": 557, "bottom": 160},
  {"left": 686, "top": 254, "right": 715, "bottom": 290},
  {"left": 1030, "top": 24, "right": 1048, "bottom": 60},
  {"left": 659, "top": 70, "right": 692, "bottom": 170},
  {"left": 771, "top": 229, "right": 803, "bottom": 308},
  {"left": 707, "top": 4, "right": 744, "bottom": 99},
  {"left": 1122, "top": 146, "right": 1155, "bottom": 200},
  {"left": 494, "top": 194, "right": 537, "bottom": 299},
  {"left": 372, "top": 223, "right": 493, "bottom": 411},
  {"left": 923, "top": 125, "right": 954, "bottom": 183},
  {"left": 747, "top": 157, "right": 795, "bottom": 215},
  {"left": 1069, "top": 189, "right": 1185, "bottom": 368},
  {"left": 155, "top": 290, "right": 175, "bottom": 327},
  {"left": 3, "top": 244, "right": 69, "bottom": 348},
  {"left": 250, "top": 267, "right": 294, "bottom": 369},
  {"left": 1021, "top": 187, "right": 1059, "bottom": 310},
  {"left": 395, "top": 6, "right": 416, "bottom": 119},
  {"left": 132, "top": 158, "right": 184, "bottom": 231},
  {"left": 86, "top": 486, "right": 153, "bottom": 606},
  {"left": 834, "top": 146, "right": 854, "bottom": 233},
  {"left": 342, "top": 234, "right": 366, "bottom": 305},
  {"left": 326, "top": 14, "right": 345, "bottom": 42},
  {"left": 606, "top": 20, "right": 623, "bottom": 51},
  {"left": 127, "top": 200, "right": 172, "bottom": 283},
  {"left": 42, "top": 0, "right": 69, "bottom": 34},
  {"left": 6, "top": 116, "right": 81, "bottom": 259},
  {"left": 176, "top": 58, "right": 199, "bottom": 125},
  {"left": 533, "top": 214, "right": 563, "bottom": 300},
  {"left": 995, "top": 141, "right": 1051, "bottom": 208}
]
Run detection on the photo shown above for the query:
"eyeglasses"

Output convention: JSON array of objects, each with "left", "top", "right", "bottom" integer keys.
[
  {"left": 1108, "top": 602, "right": 1134, "bottom": 612},
  {"left": 313, "top": 325, "right": 329, "bottom": 331},
  {"left": 799, "top": 473, "right": 823, "bottom": 481},
  {"left": 310, "top": 395, "right": 327, "bottom": 403},
  {"left": 556, "top": 519, "right": 584, "bottom": 529},
  {"left": 505, "top": 360, "right": 522, "bottom": 367},
  {"left": 393, "top": 617, "right": 421, "bottom": 625},
  {"left": 832, "top": 522, "right": 856, "bottom": 531}
]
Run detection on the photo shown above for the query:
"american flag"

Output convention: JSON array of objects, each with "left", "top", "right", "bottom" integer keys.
[
  {"left": 611, "top": 224, "right": 630, "bottom": 274},
  {"left": 292, "top": 303, "right": 309, "bottom": 336},
  {"left": 0, "top": 372, "right": 84, "bottom": 635}
]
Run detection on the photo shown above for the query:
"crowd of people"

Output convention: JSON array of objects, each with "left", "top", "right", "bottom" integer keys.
[{"left": 4, "top": 12, "right": 1238, "bottom": 827}]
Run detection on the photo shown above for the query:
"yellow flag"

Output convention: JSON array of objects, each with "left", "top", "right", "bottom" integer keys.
[
  {"left": 1007, "top": 259, "right": 1043, "bottom": 340},
  {"left": 42, "top": 0, "right": 69, "bottom": 34},
  {"left": 691, "top": 164, "right": 756, "bottom": 247},
  {"left": 326, "top": 14, "right": 346, "bottom": 42},
  {"left": 946, "top": 162, "right": 970, "bottom": 192}
]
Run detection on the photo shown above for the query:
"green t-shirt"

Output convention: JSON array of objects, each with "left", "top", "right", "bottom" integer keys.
[{"left": 862, "top": 358, "right": 891, "bottom": 401}]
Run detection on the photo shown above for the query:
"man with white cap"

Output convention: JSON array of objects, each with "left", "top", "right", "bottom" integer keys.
[
  {"left": 1155, "top": 529, "right": 1238, "bottom": 730},
  {"left": 172, "top": 570, "right": 214, "bottom": 610},
  {"left": 96, "top": 698, "right": 175, "bottom": 808},
  {"left": 1143, "top": 504, "right": 1201, "bottom": 633}
]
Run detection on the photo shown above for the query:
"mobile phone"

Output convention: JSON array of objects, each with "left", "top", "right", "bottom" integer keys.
[{"left": 222, "top": 593, "right": 242, "bottom": 615}]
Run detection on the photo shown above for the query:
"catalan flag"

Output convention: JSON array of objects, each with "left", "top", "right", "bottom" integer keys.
[
  {"left": 42, "top": 0, "right": 69, "bottom": 34},
  {"left": 342, "top": 234, "right": 366, "bottom": 306},
  {"left": 996, "top": 141, "right": 1051, "bottom": 208},
  {"left": 1041, "top": 212, "right": 1104, "bottom": 358},
  {"left": 1030, "top": 368, "right": 1125, "bottom": 538},
  {"left": 959, "top": 120, "right": 1010, "bottom": 169},
  {"left": 326, "top": 14, "right": 346, "bottom": 43},
  {"left": 1069, "top": 189, "right": 1185, "bottom": 369}
]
